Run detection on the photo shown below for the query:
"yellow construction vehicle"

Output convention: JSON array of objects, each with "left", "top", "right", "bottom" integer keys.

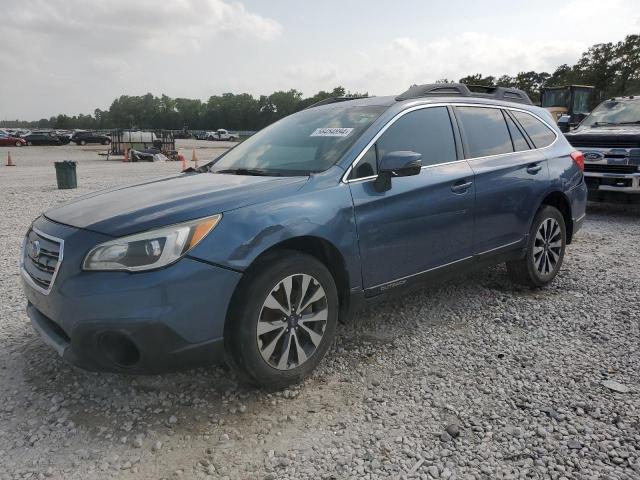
[{"left": 541, "top": 85, "right": 594, "bottom": 129}]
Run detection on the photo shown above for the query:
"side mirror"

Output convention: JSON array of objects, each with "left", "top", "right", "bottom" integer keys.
[
  {"left": 374, "top": 151, "right": 422, "bottom": 192},
  {"left": 557, "top": 115, "right": 571, "bottom": 133}
]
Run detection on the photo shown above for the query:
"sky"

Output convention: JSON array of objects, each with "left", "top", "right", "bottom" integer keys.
[{"left": 1, "top": 0, "right": 639, "bottom": 120}]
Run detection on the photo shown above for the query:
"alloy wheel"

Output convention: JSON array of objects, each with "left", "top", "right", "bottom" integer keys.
[
  {"left": 257, "top": 273, "right": 328, "bottom": 370},
  {"left": 533, "top": 218, "right": 562, "bottom": 276}
]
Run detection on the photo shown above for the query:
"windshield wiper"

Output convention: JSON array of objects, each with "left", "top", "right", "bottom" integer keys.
[
  {"left": 591, "top": 121, "right": 640, "bottom": 127},
  {"left": 212, "top": 168, "right": 283, "bottom": 177}
]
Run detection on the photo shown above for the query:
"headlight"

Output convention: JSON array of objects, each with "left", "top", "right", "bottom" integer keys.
[{"left": 83, "top": 215, "right": 221, "bottom": 272}]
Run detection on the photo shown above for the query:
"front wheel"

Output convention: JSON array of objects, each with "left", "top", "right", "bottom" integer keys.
[
  {"left": 507, "top": 205, "right": 566, "bottom": 287},
  {"left": 79, "top": 140, "right": 86, "bottom": 146},
  {"left": 27, "top": 141, "right": 33, "bottom": 146},
  {"left": 15, "top": 141, "right": 22, "bottom": 147},
  {"left": 225, "top": 251, "right": 338, "bottom": 389}
]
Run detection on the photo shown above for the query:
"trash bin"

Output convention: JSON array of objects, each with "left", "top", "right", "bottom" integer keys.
[{"left": 54, "top": 161, "right": 77, "bottom": 189}]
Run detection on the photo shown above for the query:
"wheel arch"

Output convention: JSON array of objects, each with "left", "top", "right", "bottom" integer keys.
[
  {"left": 230, "top": 235, "right": 352, "bottom": 324},
  {"left": 539, "top": 191, "right": 573, "bottom": 243}
]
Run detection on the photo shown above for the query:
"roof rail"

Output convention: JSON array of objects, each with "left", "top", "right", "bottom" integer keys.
[
  {"left": 396, "top": 83, "right": 532, "bottom": 105},
  {"left": 305, "top": 96, "right": 368, "bottom": 109}
]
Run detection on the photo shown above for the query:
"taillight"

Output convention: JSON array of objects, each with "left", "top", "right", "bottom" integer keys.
[{"left": 570, "top": 151, "right": 584, "bottom": 171}]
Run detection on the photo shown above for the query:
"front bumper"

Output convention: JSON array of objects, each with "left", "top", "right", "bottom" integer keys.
[
  {"left": 584, "top": 171, "right": 640, "bottom": 194},
  {"left": 22, "top": 216, "right": 242, "bottom": 374}
]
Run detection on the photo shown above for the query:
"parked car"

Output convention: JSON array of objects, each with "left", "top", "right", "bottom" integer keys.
[
  {"left": 193, "top": 131, "right": 210, "bottom": 140},
  {"left": 23, "top": 132, "right": 65, "bottom": 146},
  {"left": 563, "top": 95, "right": 640, "bottom": 201},
  {"left": 207, "top": 129, "right": 239, "bottom": 141},
  {"left": 0, "top": 134, "right": 26, "bottom": 147},
  {"left": 21, "top": 83, "right": 586, "bottom": 388},
  {"left": 71, "top": 131, "right": 111, "bottom": 145}
]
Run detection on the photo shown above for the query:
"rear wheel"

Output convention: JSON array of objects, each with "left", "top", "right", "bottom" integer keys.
[
  {"left": 79, "top": 140, "right": 87, "bottom": 146},
  {"left": 15, "top": 140, "right": 22, "bottom": 147},
  {"left": 102, "top": 139, "right": 111, "bottom": 145},
  {"left": 507, "top": 205, "right": 566, "bottom": 287},
  {"left": 225, "top": 251, "right": 338, "bottom": 389},
  {"left": 27, "top": 141, "right": 33, "bottom": 146}
]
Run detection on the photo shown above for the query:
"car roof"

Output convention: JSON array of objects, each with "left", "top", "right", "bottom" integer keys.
[
  {"left": 311, "top": 83, "right": 534, "bottom": 110},
  {"left": 314, "top": 92, "right": 550, "bottom": 121}
]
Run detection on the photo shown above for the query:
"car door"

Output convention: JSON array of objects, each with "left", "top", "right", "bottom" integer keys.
[
  {"left": 347, "top": 106, "right": 476, "bottom": 292},
  {"left": 453, "top": 105, "right": 551, "bottom": 255}
]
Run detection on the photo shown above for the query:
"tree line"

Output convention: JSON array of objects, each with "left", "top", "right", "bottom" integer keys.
[{"left": 3, "top": 34, "right": 638, "bottom": 131}]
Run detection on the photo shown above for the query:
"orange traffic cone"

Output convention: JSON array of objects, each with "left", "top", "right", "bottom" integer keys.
[
  {"left": 123, "top": 147, "right": 129, "bottom": 162},
  {"left": 6, "top": 151, "right": 15, "bottom": 166},
  {"left": 191, "top": 148, "right": 199, "bottom": 168}
]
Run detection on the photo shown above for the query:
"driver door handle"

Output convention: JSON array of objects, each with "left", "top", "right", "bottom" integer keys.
[{"left": 451, "top": 180, "right": 473, "bottom": 194}]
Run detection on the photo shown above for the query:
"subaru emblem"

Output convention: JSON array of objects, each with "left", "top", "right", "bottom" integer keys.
[{"left": 29, "top": 240, "right": 41, "bottom": 260}]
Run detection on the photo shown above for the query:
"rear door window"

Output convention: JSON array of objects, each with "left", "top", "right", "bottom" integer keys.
[
  {"left": 456, "top": 106, "right": 513, "bottom": 158},
  {"left": 511, "top": 111, "right": 556, "bottom": 148}
]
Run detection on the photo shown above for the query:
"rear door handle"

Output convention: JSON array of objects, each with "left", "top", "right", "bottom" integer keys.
[
  {"left": 527, "top": 163, "right": 542, "bottom": 174},
  {"left": 451, "top": 180, "right": 473, "bottom": 194}
]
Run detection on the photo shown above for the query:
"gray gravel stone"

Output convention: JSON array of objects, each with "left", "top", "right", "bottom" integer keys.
[{"left": 0, "top": 145, "right": 638, "bottom": 480}]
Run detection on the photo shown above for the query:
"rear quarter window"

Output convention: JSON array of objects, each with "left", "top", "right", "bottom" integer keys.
[
  {"left": 511, "top": 111, "right": 556, "bottom": 148},
  {"left": 505, "top": 113, "right": 530, "bottom": 151}
]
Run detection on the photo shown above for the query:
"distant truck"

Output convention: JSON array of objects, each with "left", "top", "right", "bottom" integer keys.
[
  {"left": 206, "top": 129, "right": 239, "bottom": 141},
  {"left": 564, "top": 94, "right": 640, "bottom": 202},
  {"left": 541, "top": 85, "right": 594, "bottom": 131}
]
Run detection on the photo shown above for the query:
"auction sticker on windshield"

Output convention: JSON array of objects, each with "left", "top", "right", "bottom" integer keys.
[{"left": 310, "top": 127, "right": 354, "bottom": 137}]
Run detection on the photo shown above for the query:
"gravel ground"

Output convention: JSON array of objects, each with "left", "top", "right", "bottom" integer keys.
[{"left": 0, "top": 143, "right": 639, "bottom": 480}]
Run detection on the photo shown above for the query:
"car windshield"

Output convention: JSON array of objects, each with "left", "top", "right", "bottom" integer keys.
[
  {"left": 572, "top": 90, "right": 591, "bottom": 115},
  {"left": 541, "top": 89, "right": 569, "bottom": 108},
  {"left": 209, "top": 104, "right": 386, "bottom": 175},
  {"left": 581, "top": 99, "right": 640, "bottom": 126}
]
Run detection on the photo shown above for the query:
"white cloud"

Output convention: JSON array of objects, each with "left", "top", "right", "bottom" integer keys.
[
  {"left": 285, "top": 62, "right": 338, "bottom": 84},
  {"left": 1, "top": 0, "right": 638, "bottom": 120},
  {"left": 3, "top": 0, "right": 282, "bottom": 51},
  {"left": 0, "top": 0, "right": 283, "bottom": 118},
  {"left": 337, "top": 33, "right": 589, "bottom": 97},
  {"left": 558, "top": 0, "right": 640, "bottom": 37},
  {"left": 390, "top": 38, "right": 421, "bottom": 56}
]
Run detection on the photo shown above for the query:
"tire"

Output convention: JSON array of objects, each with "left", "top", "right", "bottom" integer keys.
[
  {"left": 27, "top": 141, "right": 33, "bottom": 146},
  {"left": 79, "top": 140, "right": 87, "bottom": 146},
  {"left": 102, "top": 139, "right": 111, "bottom": 145},
  {"left": 15, "top": 141, "right": 22, "bottom": 147},
  {"left": 507, "top": 205, "right": 567, "bottom": 288},
  {"left": 225, "top": 250, "right": 339, "bottom": 389}
]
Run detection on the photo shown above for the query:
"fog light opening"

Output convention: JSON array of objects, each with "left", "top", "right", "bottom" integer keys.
[{"left": 98, "top": 332, "right": 140, "bottom": 367}]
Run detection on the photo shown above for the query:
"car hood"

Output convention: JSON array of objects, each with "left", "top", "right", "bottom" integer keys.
[
  {"left": 565, "top": 125, "right": 640, "bottom": 147},
  {"left": 44, "top": 172, "right": 308, "bottom": 237}
]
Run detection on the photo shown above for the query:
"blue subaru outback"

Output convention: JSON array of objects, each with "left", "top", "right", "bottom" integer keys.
[{"left": 21, "top": 83, "right": 587, "bottom": 388}]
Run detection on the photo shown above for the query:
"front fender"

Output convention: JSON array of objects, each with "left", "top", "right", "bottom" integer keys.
[{"left": 187, "top": 180, "right": 362, "bottom": 289}]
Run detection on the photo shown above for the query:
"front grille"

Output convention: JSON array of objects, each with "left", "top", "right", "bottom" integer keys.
[
  {"left": 584, "top": 164, "right": 638, "bottom": 174},
  {"left": 569, "top": 139, "right": 638, "bottom": 148},
  {"left": 22, "top": 228, "right": 63, "bottom": 294}
]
